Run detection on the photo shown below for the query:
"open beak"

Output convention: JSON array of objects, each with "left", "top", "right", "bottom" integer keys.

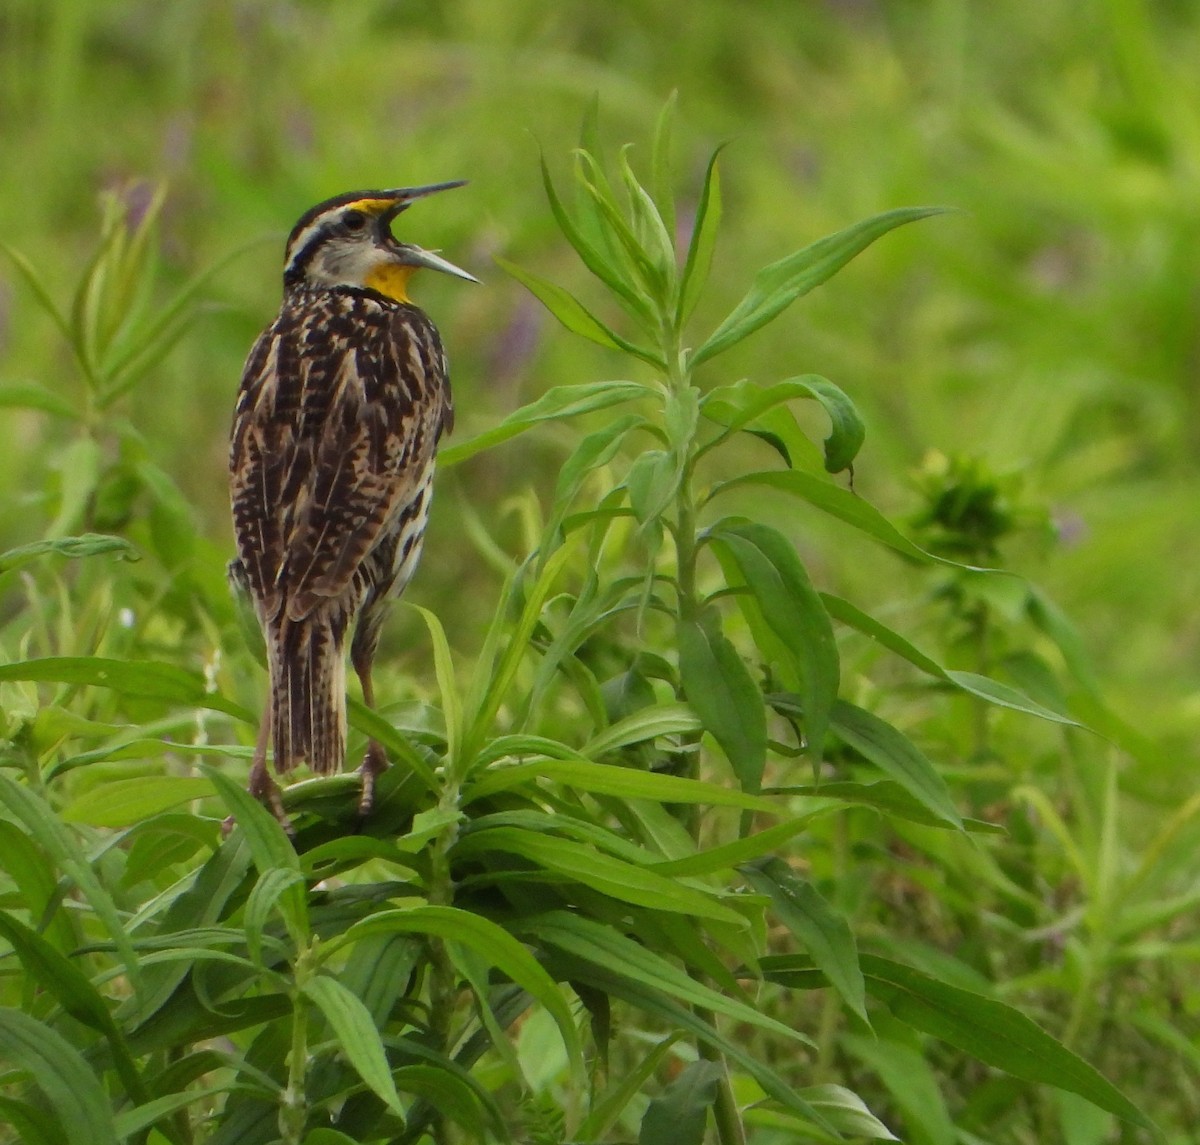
[{"left": 381, "top": 181, "right": 479, "bottom": 283}]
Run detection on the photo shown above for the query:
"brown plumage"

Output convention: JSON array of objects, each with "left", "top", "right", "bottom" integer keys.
[{"left": 229, "top": 184, "right": 475, "bottom": 825}]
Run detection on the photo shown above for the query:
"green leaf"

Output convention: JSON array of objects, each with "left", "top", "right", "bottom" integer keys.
[
  {"left": 62, "top": 775, "right": 214, "bottom": 826},
  {"left": 47, "top": 437, "right": 101, "bottom": 538},
  {"left": 527, "top": 912, "right": 811, "bottom": 1049},
  {"left": 392, "top": 1064, "right": 491, "bottom": 1138},
  {"left": 677, "top": 609, "right": 767, "bottom": 791},
  {"left": 538, "top": 150, "right": 655, "bottom": 323},
  {"left": 302, "top": 1131, "right": 360, "bottom": 1145},
  {"left": 711, "top": 469, "right": 992, "bottom": 571},
  {"left": 821, "top": 593, "right": 1079, "bottom": 727},
  {"left": 580, "top": 701, "right": 702, "bottom": 756},
  {"left": 439, "top": 379, "right": 647, "bottom": 468},
  {"left": 333, "top": 904, "right": 585, "bottom": 1080},
  {"left": 678, "top": 147, "right": 724, "bottom": 325},
  {"left": 0, "top": 1096, "right": 64, "bottom": 1145},
  {"left": 796, "top": 1085, "right": 899, "bottom": 1141},
  {"left": 639, "top": 1059, "right": 722, "bottom": 1145},
  {"left": 302, "top": 974, "right": 405, "bottom": 1114},
  {"left": 466, "top": 755, "right": 776, "bottom": 813},
  {"left": 112, "top": 1085, "right": 233, "bottom": 1140},
  {"left": 0, "top": 656, "right": 253, "bottom": 721},
  {"left": 0, "top": 1008, "right": 118, "bottom": 1145},
  {"left": 0, "top": 533, "right": 137, "bottom": 575},
  {"left": 576, "top": 1034, "right": 681, "bottom": 1142},
  {"left": 701, "top": 375, "right": 864, "bottom": 474},
  {"left": 0, "top": 379, "right": 79, "bottom": 418},
  {"left": 453, "top": 826, "right": 745, "bottom": 923},
  {"left": 551, "top": 414, "right": 644, "bottom": 515},
  {"left": 649, "top": 91, "right": 678, "bottom": 239},
  {"left": 709, "top": 520, "right": 839, "bottom": 766},
  {"left": 830, "top": 700, "right": 962, "bottom": 829},
  {"left": 204, "top": 766, "right": 308, "bottom": 943},
  {"left": 409, "top": 604, "right": 462, "bottom": 767},
  {"left": 651, "top": 813, "right": 828, "bottom": 878},
  {"left": 625, "top": 449, "right": 678, "bottom": 524},
  {"left": 768, "top": 777, "right": 1004, "bottom": 834},
  {"left": 551, "top": 956, "right": 835, "bottom": 1135},
  {"left": 740, "top": 857, "right": 869, "bottom": 1025},
  {"left": 0, "top": 776, "right": 142, "bottom": 999},
  {"left": 495, "top": 255, "right": 664, "bottom": 367},
  {"left": 0, "top": 913, "right": 146, "bottom": 1102},
  {"left": 842, "top": 1033, "right": 956, "bottom": 1145},
  {"left": 692, "top": 206, "right": 948, "bottom": 366},
  {"left": 244, "top": 866, "right": 308, "bottom": 965},
  {"left": 860, "top": 956, "right": 1153, "bottom": 1128}
]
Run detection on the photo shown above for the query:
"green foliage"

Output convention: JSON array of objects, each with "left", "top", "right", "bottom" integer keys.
[
  {"left": 0, "top": 95, "right": 1180, "bottom": 1145},
  {"left": 2, "top": 5, "right": 1199, "bottom": 1142}
]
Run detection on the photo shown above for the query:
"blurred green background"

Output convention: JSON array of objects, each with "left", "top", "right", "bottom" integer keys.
[{"left": 2, "top": 0, "right": 1198, "bottom": 766}]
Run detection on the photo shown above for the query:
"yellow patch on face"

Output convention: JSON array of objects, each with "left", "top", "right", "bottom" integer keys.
[
  {"left": 364, "top": 262, "right": 418, "bottom": 303},
  {"left": 342, "top": 197, "right": 395, "bottom": 217}
]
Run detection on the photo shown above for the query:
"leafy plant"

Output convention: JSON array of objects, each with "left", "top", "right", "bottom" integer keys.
[{"left": 0, "top": 104, "right": 1161, "bottom": 1145}]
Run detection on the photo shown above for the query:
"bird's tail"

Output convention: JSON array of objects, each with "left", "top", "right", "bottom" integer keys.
[{"left": 267, "top": 613, "right": 347, "bottom": 776}]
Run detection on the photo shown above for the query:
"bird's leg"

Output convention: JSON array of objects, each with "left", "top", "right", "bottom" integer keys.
[
  {"left": 225, "top": 701, "right": 293, "bottom": 837},
  {"left": 352, "top": 640, "right": 389, "bottom": 817}
]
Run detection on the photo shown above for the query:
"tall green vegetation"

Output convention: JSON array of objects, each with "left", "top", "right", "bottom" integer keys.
[{"left": 0, "top": 103, "right": 1176, "bottom": 1145}]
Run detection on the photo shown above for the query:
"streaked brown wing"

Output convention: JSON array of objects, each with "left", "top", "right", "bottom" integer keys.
[
  {"left": 230, "top": 322, "right": 295, "bottom": 622},
  {"left": 231, "top": 292, "right": 450, "bottom": 625}
]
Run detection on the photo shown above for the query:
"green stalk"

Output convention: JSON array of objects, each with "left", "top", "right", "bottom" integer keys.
[
  {"left": 280, "top": 977, "right": 310, "bottom": 1145},
  {"left": 427, "top": 773, "right": 464, "bottom": 1145},
  {"left": 662, "top": 325, "right": 747, "bottom": 1145}
]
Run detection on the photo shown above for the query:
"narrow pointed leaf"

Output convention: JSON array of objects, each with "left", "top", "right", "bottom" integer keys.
[
  {"left": 302, "top": 974, "right": 404, "bottom": 1114},
  {"left": 860, "top": 955, "right": 1153, "bottom": 1128},
  {"left": 0, "top": 655, "right": 253, "bottom": 721},
  {"left": 0, "top": 1008, "right": 117, "bottom": 1145},
  {"left": 496, "top": 255, "right": 663, "bottom": 367},
  {"left": 550, "top": 956, "right": 835, "bottom": 1134},
  {"left": 439, "top": 379, "right": 647, "bottom": 467},
  {"left": 830, "top": 700, "right": 962, "bottom": 828},
  {"left": 332, "top": 904, "right": 584, "bottom": 1080},
  {"left": 709, "top": 521, "right": 838, "bottom": 765},
  {"left": 0, "top": 776, "right": 142, "bottom": 999},
  {"left": 678, "top": 147, "right": 724, "bottom": 325},
  {"left": 640, "top": 1060, "right": 722, "bottom": 1145},
  {"left": 650, "top": 90, "right": 678, "bottom": 237},
  {"left": 677, "top": 609, "right": 767, "bottom": 791},
  {"left": 711, "top": 469, "right": 997, "bottom": 572},
  {"left": 62, "top": 775, "right": 215, "bottom": 826},
  {"left": 453, "top": 826, "right": 744, "bottom": 923},
  {"left": 821, "top": 593, "right": 1079, "bottom": 727},
  {"left": 0, "top": 379, "right": 80, "bottom": 419},
  {"left": 0, "top": 533, "right": 137, "bottom": 575},
  {"left": 741, "top": 857, "right": 869, "bottom": 1025},
  {"left": 539, "top": 150, "right": 655, "bottom": 322},
  {"left": 527, "top": 911, "right": 812, "bottom": 1048},
  {"left": 204, "top": 767, "right": 309, "bottom": 943},
  {"left": 692, "top": 206, "right": 948, "bottom": 366}
]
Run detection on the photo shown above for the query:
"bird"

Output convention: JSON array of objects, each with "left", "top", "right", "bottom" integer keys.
[{"left": 228, "top": 182, "right": 476, "bottom": 828}]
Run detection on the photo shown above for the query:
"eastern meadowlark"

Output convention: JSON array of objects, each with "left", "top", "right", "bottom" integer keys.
[{"left": 229, "top": 182, "right": 476, "bottom": 827}]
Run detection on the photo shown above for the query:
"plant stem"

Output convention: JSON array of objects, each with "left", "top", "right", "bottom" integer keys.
[
  {"left": 280, "top": 978, "right": 310, "bottom": 1145},
  {"left": 697, "top": 1020, "right": 746, "bottom": 1145},
  {"left": 427, "top": 773, "right": 463, "bottom": 1145}
]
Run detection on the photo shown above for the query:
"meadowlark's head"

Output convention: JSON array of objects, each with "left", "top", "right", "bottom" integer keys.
[{"left": 282, "top": 182, "right": 477, "bottom": 301}]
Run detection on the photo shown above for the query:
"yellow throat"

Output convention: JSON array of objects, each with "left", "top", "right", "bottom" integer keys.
[{"left": 364, "top": 262, "right": 417, "bottom": 303}]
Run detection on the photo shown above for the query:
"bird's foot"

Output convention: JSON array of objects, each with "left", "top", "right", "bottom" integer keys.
[
  {"left": 221, "top": 765, "right": 296, "bottom": 840},
  {"left": 356, "top": 742, "right": 391, "bottom": 820}
]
